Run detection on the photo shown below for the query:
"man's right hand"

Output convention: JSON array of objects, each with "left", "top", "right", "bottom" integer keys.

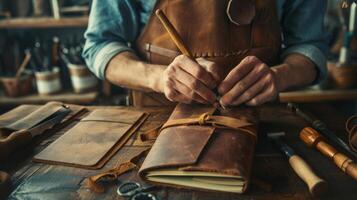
[{"left": 161, "top": 55, "right": 219, "bottom": 104}]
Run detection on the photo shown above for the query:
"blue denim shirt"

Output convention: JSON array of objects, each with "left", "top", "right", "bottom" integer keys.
[{"left": 83, "top": 0, "right": 328, "bottom": 83}]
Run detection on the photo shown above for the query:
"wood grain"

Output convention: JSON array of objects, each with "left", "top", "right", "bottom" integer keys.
[
  {"left": 1, "top": 104, "right": 357, "bottom": 199},
  {"left": 0, "top": 17, "right": 88, "bottom": 29}
]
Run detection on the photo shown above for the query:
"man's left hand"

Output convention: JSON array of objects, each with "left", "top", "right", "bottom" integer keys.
[{"left": 218, "top": 56, "right": 280, "bottom": 106}]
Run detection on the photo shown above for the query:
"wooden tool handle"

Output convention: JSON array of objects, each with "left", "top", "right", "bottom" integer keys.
[
  {"left": 15, "top": 53, "right": 31, "bottom": 78},
  {"left": 155, "top": 9, "right": 195, "bottom": 60},
  {"left": 300, "top": 127, "right": 357, "bottom": 181},
  {"left": 289, "top": 155, "right": 327, "bottom": 196},
  {"left": 0, "top": 129, "right": 32, "bottom": 160}
]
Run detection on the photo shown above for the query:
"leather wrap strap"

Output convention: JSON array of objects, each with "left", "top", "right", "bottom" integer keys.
[{"left": 161, "top": 112, "right": 257, "bottom": 140}]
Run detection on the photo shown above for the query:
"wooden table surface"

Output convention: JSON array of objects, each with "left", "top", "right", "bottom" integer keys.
[{"left": 1, "top": 103, "right": 357, "bottom": 200}]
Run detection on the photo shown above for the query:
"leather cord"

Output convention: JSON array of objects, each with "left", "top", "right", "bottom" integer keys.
[
  {"left": 86, "top": 148, "right": 149, "bottom": 193},
  {"left": 142, "top": 113, "right": 256, "bottom": 141},
  {"left": 86, "top": 162, "right": 137, "bottom": 193},
  {"left": 346, "top": 115, "right": 357, "bottom": 152}
]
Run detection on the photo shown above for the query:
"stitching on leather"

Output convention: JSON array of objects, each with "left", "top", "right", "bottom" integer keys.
[
  {"left": 80, "top": 119, "right": 133, "bottom": 125},
  {"left": 145, "top": 43, "right": 262, "bottom": 58}
]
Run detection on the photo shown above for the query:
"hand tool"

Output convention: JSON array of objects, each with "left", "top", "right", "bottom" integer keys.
[
  {"left": 117, "top": 182, "right": 157, "bottom": 200},
  {"left": 155, "top": 9, "right": 226, "bottom": 110},
  {"left": 268, "top": 132, "right": 327, "bottom": 196},
  {"left": 15, "top": 50, "right": 32, "bottom": 78},
  {"left": 0, "top": 106, "right": 70, "bottom": 161},
  {"left": 287, "top": 103, "right": 357, "bottom": 159},
  {"left": 0, "top": 171, "right": 11, "bottom": 199},
  {"left": 300, "top": 127, "right": 357, "bottom": 181}
]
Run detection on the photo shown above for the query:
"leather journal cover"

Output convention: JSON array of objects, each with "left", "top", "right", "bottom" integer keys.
[
  {"left": 34, "top": 108, "right": 149, "bottom": 169},
  {"left": 139, "top": 104, "right": 258, "bottom": 193}
]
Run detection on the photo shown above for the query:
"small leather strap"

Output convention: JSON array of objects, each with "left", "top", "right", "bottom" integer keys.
[
  {"left": 86, "top": 162, "right": 137, "bottom": 193},
  {"left": 161, "top": 112, "right": 256, "bottom": 140}
]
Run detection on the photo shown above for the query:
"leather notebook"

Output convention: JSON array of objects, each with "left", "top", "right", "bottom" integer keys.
[
  {"left": 34, "top": 108, "right": 149, "bottom": 169},
  {"left": 139, "top": 104, "right": 258, "bottom": 193}
]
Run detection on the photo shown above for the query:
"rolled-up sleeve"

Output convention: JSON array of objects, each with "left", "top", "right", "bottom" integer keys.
[
  {"left": 82, "top": 0, "right": 140, "bottom": 79},
  {"left": 281, "top": 0, "right": 328, "bottom": 84}
]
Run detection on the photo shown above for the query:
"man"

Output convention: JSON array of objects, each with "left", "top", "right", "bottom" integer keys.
[{"left": 83, "top": 0, "right": 327, "bottom": 107}]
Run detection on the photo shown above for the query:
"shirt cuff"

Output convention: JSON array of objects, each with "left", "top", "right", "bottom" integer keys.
[
  {"left": 281, "top": 44, "right": 327, "bottom": 84},
  {"left": 93, "top": 42, "right": 134, "bottom": 79}
]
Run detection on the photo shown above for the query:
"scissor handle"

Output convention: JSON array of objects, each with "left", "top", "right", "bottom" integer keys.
[
  {"left": 0, "top": 171, "right": 11, "bottom": 199},
  {"left": 0, "top": 129, "right": 32, "bottom": 161}
]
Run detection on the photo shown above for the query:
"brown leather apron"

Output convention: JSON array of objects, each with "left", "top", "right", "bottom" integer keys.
[{"left": 132, "top": 0, "right": 281, "bottom": 107}]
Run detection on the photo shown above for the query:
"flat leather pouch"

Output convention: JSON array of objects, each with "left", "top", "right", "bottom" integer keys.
[
  {"left": 0, "top": 102, "right": 67, "bottom": 132},
  {"left": 33, "top": 109, "right": 149, "bottom": 169},
  {"left": 139, "top": 104, "right": 258, "bottom": 193}
]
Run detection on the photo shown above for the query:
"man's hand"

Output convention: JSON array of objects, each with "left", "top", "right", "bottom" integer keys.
[
  {"left": 218, "top": 56, "right": 280, "bottom": 106},
  {"left": 161, "top": 55, "right": 220, "bottom": 104}
]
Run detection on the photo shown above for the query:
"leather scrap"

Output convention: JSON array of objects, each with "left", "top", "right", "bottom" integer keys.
[
  {"left": 86, "top": 162, "right": 137, "bottom": 193},
  {"left": 86, "top": 147, "right": 149, "bottom": 193}
]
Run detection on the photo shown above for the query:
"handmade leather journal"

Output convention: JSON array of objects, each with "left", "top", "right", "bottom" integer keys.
[{"left": 139, "top": 104, "right": 258, "bottom": 193}]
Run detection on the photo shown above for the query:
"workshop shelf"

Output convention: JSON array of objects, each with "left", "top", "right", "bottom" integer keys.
[
  {"left": 0, "top": 90, "right": 98, "bottom": 105},
  {"left": 279, "top": 88, "right": 357, "bottom": 102},
  {"left": 0, "top": 17, "right": 88, "bottom": 29}
]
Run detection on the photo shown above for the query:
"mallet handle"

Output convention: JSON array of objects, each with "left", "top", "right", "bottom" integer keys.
[{"left": 300, "top": 127, "right": 357, "bottom": 181}]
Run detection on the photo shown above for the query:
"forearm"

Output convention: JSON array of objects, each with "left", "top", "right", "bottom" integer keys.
[
  {"left": 272, "top": 53, "right": 317, "bottom": 92},
  {"left": 105, "top": 51, "right": 165, "bottom": 92}
]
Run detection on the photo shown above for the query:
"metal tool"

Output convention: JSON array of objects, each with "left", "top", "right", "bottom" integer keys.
[
  {"left": 268, "top": 132, "right": 327, "bottom": 196},
  {"left": 117, "top": 182, "right": 157, "bottom": 200},
  {"left": 0, "top": 106, "right": 70, "bottom": 160},
  {"left": 0, "top": 171, "right": 11, "bottom": 199},
  {"left": 300, "top": 127, "right": 357, "bottom": 181},
  {"left": 287, "top": 103, "right": 357, "bottom": 159}
]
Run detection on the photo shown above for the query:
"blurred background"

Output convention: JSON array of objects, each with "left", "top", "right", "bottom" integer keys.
[{"left": 0, "top": 0, "right": 356, "bottom": 114}]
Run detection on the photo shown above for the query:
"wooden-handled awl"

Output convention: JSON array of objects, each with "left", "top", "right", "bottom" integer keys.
[
  {"left": 300, "top": 127, "right": 357, "bottom": 181},
  {"left": 155, "top": 9, "right": 226, "bottom": 110},
  {"left": 268, "top": 132, "right": 327, "bottom": 196}
]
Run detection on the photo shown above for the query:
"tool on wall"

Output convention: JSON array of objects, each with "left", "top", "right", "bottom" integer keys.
[
  {"left": 300, "top": 127, "right": 357, "bottom": 181},
  {"left": 14, "top": 49, "right": 32, "bottom": 78},
  {"left": 268, "top": 132, "right": 327, "bottom": 196},
  {"left": 287, "top": 103, "right": 357, "bottom": 159}
]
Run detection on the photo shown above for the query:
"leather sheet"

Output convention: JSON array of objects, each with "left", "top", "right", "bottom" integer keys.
[{"left": 34, "top": 109, "right": 149, "bottom": 169}]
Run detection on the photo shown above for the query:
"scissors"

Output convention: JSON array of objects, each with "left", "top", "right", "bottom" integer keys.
[
  {"left": 0, "top": 171, "right": 11, "bottom": 199},
  {"left": 117, "top": 182, "right": 158, "bottom": 200}
]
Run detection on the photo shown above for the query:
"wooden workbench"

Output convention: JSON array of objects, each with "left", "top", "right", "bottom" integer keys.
[{"left": 1, "top": 104, "right": 356, "bottom": 199}]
